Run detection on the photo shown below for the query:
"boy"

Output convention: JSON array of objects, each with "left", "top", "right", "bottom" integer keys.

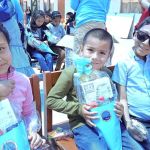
[
  {"left": 47, "top": 11, "right": 65, "bottom": 70},
  {"left": 47, "top": 28, "right": 142, "bottom": 150}
]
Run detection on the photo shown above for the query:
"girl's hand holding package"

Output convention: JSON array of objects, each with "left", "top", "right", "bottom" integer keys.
[
  {"left": 82, "top": 104, "right": 98, "bottom": 127},
  {"left": 28, "top": 132, "right": 46, "bottom": 149},
  {"left": 114, "top": 101, "right": 124, "bottom": 119},
  {"left": 0, "top": 80, "right": 15, "bottom": 99}
]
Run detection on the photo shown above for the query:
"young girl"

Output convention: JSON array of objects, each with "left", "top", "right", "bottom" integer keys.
[
  {"left": 0, "top": 24, "right": 45, "bottom": 149},
  {"left": 26, "top": 10, "right": 54, "bottom": 71}
]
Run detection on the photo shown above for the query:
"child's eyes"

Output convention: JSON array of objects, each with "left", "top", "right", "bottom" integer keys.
[
  {"left": 0, "top": 47, "right": 6, "bottom": 52},
  {"left": 100, "top": 52, "right": 106, "bottom": 55},
  {"left": 87, "top": 48, "right": 93, "bottom": 52}
]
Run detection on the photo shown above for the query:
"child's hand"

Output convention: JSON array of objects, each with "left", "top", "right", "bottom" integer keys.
[
  {"left": 0, "top": 80, "right": 15, "bottom": 100},
  {"left": 127, "top": 123, "right": 144, "bottom": 142},
  {"left": 82, "top": 104, "right": 98, "bottom": 127},
  {"left": 114, "top": 101, "right": 124, "bottom": 119},
  {"left": 28, "top": 132, "right": 46, "bottom": 149}
]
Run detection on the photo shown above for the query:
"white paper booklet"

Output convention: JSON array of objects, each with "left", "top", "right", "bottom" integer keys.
[
  {"left": 81, "top": 77, "right": 113, "bottom": 103},
  {"left": 0, "top": 99, "right": 18, "bottom": 132}
]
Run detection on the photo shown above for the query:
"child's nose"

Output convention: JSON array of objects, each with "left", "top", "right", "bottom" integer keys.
[{"left": 91, "top": 52, "right": 98, "bottom": 59}]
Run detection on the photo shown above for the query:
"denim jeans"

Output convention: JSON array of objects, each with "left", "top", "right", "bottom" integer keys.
[
  {"left": 72, "top": 125, "right": 108, "bottom": 150},
  {"left": 31, "top": 51, "right": 53, "bottom": 71},
  {"left": 72, "top": 123, "right": 145, "bottom": 150},
  {"left": 121, "top": 123, "right": 144, "bottom": 150}
]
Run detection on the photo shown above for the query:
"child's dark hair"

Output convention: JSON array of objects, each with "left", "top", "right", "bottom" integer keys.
[
  {"left": 66, "top": 12, "right": 76, "bottom": 24},
  {"left": 30, "top": 10, "right": 45, "bottom": 30},
  {"left": 83, "top": 28, "right": 113, "bottom": 50},
  {"left": 45, "top": 10, "right": 52, "bottom": 18},
  {"left": 0, "top": 23, "right": 10, "bottom": 44},
  {"left": 51, "top": 11, "right": 61, "bottom": 20}
]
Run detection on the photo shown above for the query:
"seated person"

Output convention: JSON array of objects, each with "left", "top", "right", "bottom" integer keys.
[
  {"left": 0, "top": 24, "right": 45, "bottom": 149},
  {"left": 65, "top": 12, "right": 75, "bottom": 35},
  {"left": 26, "top": 10, "right": 54, "bottom": 71},
  {"left": 47, "top": 11, "right": 65, "bottom": 71},
  {"left": 46, "top": 28, "right": 143, "bottom": 150},
  {"left": 44, "top": 10, "right": 52, "bottom": 25},
  {"left": 112, "top": 17, "right": 150, "bottom": 150}
]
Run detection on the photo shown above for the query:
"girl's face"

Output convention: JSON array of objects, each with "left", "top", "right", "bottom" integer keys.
[
  {"left": 35, "top": 16, "right": 45, "bottom": 27},
  {"left": 134, "top": 24, "right": 150, "bottom": 58},
  {"left": 0, "top": 32, "right": 11, "bottom": 74},
  {"left": 80, "top": 36, "right": 111, "bottom": 70}
]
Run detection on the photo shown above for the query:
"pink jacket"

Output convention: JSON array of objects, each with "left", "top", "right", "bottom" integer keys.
[{"left": 0, "top": 67, "right": 38, "bottom": 131}]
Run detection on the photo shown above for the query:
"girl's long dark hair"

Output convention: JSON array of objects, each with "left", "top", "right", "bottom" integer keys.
[{"left": 30, "top": 10, "right": 45, "bottom": 30}]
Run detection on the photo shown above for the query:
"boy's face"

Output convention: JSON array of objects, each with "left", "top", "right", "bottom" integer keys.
[
  {"left": 0, "top": 32, "right": 11, "bottom": 74},
  {"left": 80, "top": 36, "right": 111, "bottom": 70},
  {"left": 134, "top": 24, "right": 150, "bottom": 57},
  {"left": 52, "top": 17, "right": 61, "bottom": 26},
  {"left": 35, "top": 17, "right": 45, "bottom": 27}
]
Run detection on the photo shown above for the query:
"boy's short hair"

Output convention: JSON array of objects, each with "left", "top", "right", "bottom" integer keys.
[
  {"left": 0, "top": 23, "right": 10, "bottom": 44},
  {"left": 51, "top": 11, "right": 61, "bottom": 19},
  {"left": 83, "top": 28, "right": 113, "bottom": 50}
]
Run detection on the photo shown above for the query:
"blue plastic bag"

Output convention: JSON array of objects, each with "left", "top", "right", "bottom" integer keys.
[
  {"left": 91, "top": 101, "right": 122, "bottom": 150},
  {"left": 0, "top": 120, "right": 30, "bottom": 150}
]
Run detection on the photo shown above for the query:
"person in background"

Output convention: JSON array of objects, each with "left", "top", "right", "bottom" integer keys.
[
  {"left": 25, "top": 6, "right": 32, "bottom": 25},
  {"left": 26, "top": 10, "right": 54, "bottom": 71},
  {"left": 0, "top": 0, "right": 34, "bottom": 77},
  {"left": 112, "top": 17, "right": 150, "bottom": 150},
  {"left": 65, "top": 12, "right": 75, "bottom": 35},
  {"left": 0, "top": 24, "right": 45, "bottom": 149},
  {"left": 70, "top": 0, "right": 110, "bottom": 54},
  {"left": 44, "top": 10, "right": 52, "bottom": 25},
  {"left": 46, "top": 28, "right": 143, "bottom": 150},
  {"left": 47, "top": 11, "right": 65, "bottom": 70}
]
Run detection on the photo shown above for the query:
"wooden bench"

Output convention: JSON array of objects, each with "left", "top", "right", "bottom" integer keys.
[{"left": 43, "top": 71, "right": 77, "bottom": 150}]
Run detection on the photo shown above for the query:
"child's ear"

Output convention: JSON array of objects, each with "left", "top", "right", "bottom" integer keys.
[{"left": 78, "top": 45, "right": 83, "bottom": 56}]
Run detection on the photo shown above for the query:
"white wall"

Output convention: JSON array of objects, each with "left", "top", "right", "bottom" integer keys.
[
  {"left": 65, "top": 0, "right": 73, "bottom": 14},
  {"left": 109, "top": 0, "right": 121, "bottom": 14},
  {"left": 53, "top": 0, "right": 58, "bottom": 11}
]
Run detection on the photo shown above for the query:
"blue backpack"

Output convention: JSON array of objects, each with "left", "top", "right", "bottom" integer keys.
[{"left": 0, "top": 0, "right": 15, "bottom": 22}]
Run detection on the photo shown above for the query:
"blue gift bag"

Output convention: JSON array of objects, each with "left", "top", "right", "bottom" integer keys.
[
  {"left": 91, "top": 101, "right": 122, "bottom": 150},
  {"left": 0, "top": 120, "right": 30, "bottom": 150}
]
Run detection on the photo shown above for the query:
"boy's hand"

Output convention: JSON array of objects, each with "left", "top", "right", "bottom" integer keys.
[
  {"left": 81, "top": 104, "right": 98, "bottom": 127},
  {"left": 28, "top": 132, "right": 46, "bottom": 149},
  {"left": 0, "top": 80, "right": 15, "bottom": 100},
  {"left": 127, "top": 123, "right": 144, "bottom": 142},
  {"left": 114, "top": 101, "right": 124, "bottom": 119}
]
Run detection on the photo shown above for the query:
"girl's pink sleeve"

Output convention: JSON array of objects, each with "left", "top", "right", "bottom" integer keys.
[
  {"left": 22, "top": 78, "right": 41, "bottom": 133},
  {"left": 22, "top": 78, "right": 35, "bottom": 116}
]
